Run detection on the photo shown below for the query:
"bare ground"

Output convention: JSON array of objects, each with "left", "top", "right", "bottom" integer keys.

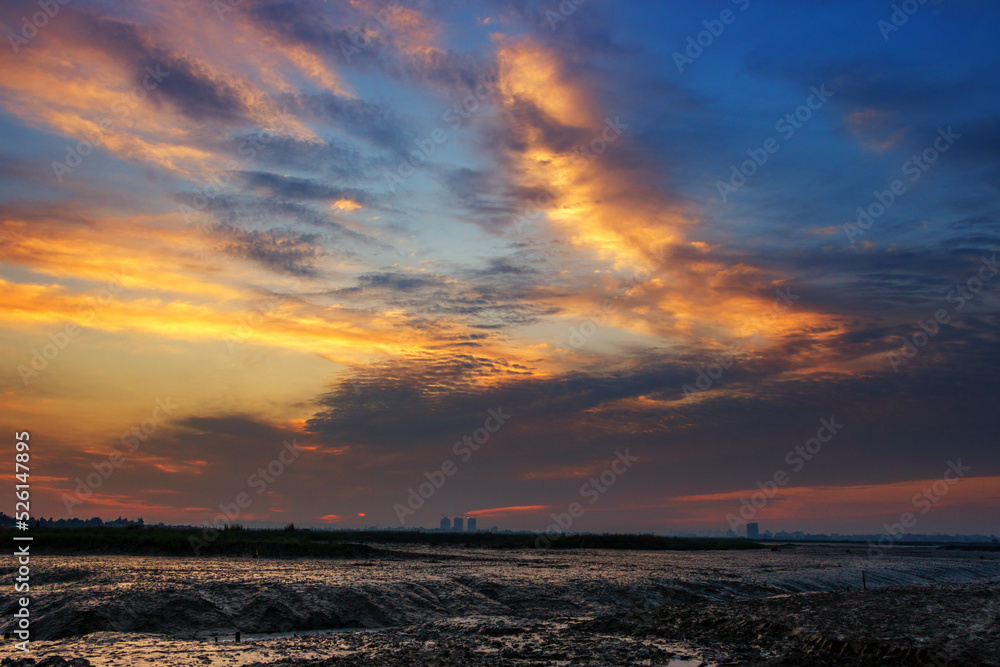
[{"left": 3, "top": 546, "right": 999, "bottom": 665}]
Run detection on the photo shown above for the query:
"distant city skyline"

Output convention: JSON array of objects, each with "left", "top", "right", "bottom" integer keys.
[{"left": 8, "top": 513, "right": 996, "bottom": 545}]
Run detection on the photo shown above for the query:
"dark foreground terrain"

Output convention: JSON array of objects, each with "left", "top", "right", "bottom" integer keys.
[
  {"left": 584, "top": 580, "right": 1000, "bottom": 666},
  {"left": 3, "top": 581, "right": 998, "bottom": 666},
  {"left": 4, "top": 527, "right": 760, "bottom": 557},
  {"left": 2, "top": 545, "right": 998, "bottom": 665}
]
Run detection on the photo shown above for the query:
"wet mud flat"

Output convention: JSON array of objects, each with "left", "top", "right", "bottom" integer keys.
[
  {"left": 584, "top": 579, "right": 1000, "bottom": 666},
  {"left": 2, "top": 544, "right": 998, "bottom": 665},
  {"left": 1, "top": 620, "right": 709, "bottom": 667},
  {"left": 4, "top": 582, "right": 998, "bottom": 667}
]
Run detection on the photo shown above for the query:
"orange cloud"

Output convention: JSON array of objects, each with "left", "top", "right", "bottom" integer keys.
[
  {"left": 493, "top": 37, "right": 839, "bottom": 357},
  {"left": 520, "top": 462, "right": 606, "bottom": 481},
  {"left": 0, "top": 3, "right": 322, "bottom": 181},
  {"left": 669, "top": 475, "right": 1000, "bottom": 525},
  {"left": 466, "top": 505, "right": 549, "bottom": 517}
]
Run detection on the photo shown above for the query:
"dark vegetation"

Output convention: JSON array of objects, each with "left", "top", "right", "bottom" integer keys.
[
  {"left": 0, "top": 527, "right": 763, "bottom": 557},
  {"left": 2, "top": 527, "right": 377, "bottom": 558}
]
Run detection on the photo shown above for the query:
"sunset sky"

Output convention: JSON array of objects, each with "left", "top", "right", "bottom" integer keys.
[{"left": 1, "top": 0, "right": 998, "bottom": 535}]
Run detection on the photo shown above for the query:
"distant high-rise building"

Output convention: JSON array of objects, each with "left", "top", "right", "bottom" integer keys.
[
  {"left": 453, "top": 517, "right": 463, "bottom": 532},
  {"left": 747, "top": 523, "right": 760, "bottom": 539},
  {"left": 440, "top": 517, "right": 450, "bottom": 532},
  {"left": 467, "top": 517, "right": 477, "bottom": 533}
]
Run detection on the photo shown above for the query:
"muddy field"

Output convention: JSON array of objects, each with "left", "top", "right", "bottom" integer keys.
[{"left": 2, "top": 544, "right": 998, "bottom": 665}]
